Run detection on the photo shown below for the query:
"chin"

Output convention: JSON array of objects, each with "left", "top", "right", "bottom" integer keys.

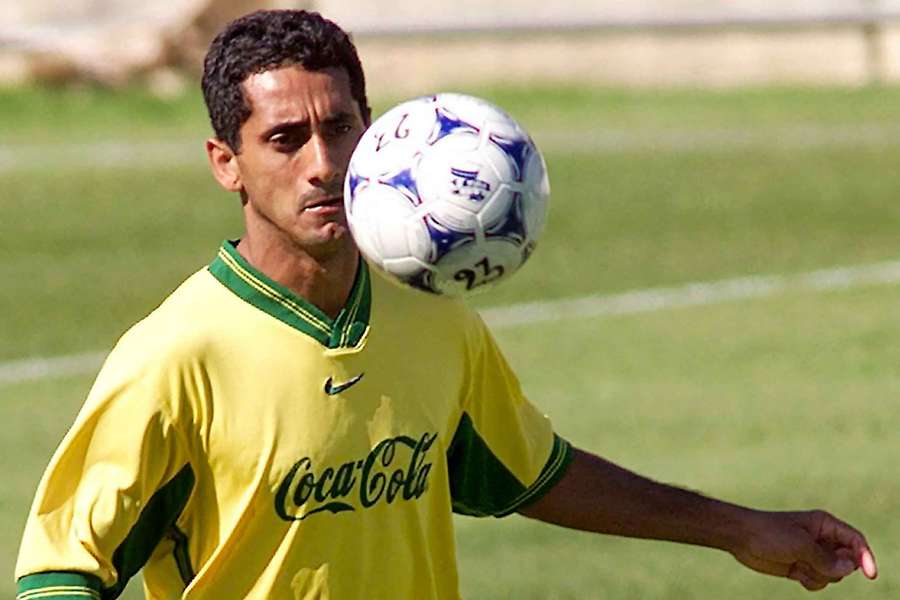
[
  {"left": 298, "top": 224, "right": 354, "bottom": 257},
  {"left": 321, "top": 221, "right": 350, "bottom": 241}
]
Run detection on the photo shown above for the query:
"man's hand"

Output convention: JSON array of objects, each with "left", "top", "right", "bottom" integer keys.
[
  {"left": 520, "top": 448, "right": 878, "bottom": 591},
  {"left": 731, "top": 510, "right": 877, "bottom": 591}
]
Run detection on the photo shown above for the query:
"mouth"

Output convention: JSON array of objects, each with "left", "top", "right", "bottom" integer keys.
[{"left": 303, "top": 195, "right": 344, "bottom": 215}]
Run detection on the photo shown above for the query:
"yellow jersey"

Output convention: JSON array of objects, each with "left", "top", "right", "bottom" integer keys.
[{"left": 16, "top": 241, "right": 572, "bottom": 600}]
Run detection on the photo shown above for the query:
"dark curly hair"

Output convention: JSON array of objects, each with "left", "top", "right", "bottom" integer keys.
[{"left": 201, "top": 9, "right": 370, "bottom": 152}]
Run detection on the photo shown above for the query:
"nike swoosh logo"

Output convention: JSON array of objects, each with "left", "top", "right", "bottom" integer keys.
[{"left": 324, "top": 373, "right": 365, "bottom": 395}]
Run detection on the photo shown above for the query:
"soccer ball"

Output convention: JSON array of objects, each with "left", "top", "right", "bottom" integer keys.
[{"left": 343, "top": 93, "right": 550, "bottom": 296}]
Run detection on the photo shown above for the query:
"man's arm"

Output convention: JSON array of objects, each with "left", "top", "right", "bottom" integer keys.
[
  {"left": 519, "top": 447, "right": 878, "bottom": 591},
  {"left": 15, "top": 335, "right": 193, "bottom": 597}
]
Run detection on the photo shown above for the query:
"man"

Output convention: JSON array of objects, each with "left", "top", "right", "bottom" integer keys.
[{"left": 16, "top": 9, "right": 877, "bottom": 600}]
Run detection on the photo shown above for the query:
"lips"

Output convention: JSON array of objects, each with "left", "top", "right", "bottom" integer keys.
[{"left": 304, "top": 196, "right": 343, "bottom": 213}]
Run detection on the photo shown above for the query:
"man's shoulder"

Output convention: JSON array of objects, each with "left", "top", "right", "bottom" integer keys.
[
  {"left": 369, "top": 266, "right": 487, "bottom": 341},
  {"left": 83, "top": 268, "right": 229, "bottom": 419},
  {"left": 372, "top": 267, "right": 477, "bottom": 314},
  {"left": 112, "top": 267, "right": 231, "bottom": 364}
]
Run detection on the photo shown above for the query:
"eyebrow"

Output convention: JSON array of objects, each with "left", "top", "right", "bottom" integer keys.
[
  {"left": 261, "top": 111, "right": 357, "bottom": 140},
  {"left": 260, "top": 120, "right": 309, "bottom": 141}
]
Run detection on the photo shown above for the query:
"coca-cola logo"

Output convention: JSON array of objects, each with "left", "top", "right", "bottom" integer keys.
[{"left": 275, "top": 432, "right": 438, "bottom": 522}]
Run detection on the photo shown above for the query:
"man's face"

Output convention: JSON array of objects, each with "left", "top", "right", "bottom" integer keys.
[{"left": 234, "top": 65, "right": 366, "bottom": 257}]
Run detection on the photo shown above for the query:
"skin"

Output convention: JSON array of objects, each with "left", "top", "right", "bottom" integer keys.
[
  {"left": 206, "top": 65, "right": 368, "bottom": 318},
  {"left": 205, "top": 62, "right": 878, "bottom": 592},
  {"left": 520, "top": 449, "right": 878, "bottom": 591}
]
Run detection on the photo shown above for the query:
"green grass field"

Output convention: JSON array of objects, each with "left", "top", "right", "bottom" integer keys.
[{"left": 2, "top": 83, "right": 899, "bottom": 599}]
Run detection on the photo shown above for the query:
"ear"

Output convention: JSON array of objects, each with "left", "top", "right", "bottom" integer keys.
[{"left": 206, "top": 138, "right": 242, "bottom": 193}]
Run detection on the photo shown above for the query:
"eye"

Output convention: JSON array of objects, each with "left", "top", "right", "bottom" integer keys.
[
  {"left": 325, "top": 120, "right": 357, "bottom": 138},
  {"left": 270, "top": 132, "right": 301, "bottom": 152}
]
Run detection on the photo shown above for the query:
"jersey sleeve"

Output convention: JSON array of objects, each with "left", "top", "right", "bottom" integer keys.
[
  {"left": 15, "top": 333, "right": 196, "bottom": 600},
  {"left": 447, "top": 313, "right": 573, "bottom": 517}
]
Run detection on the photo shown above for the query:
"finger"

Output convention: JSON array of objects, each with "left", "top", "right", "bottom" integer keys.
[
  {"left": 803, "top": 560, "right": 845, "bottom": 585},
  {"left": 860, "top": 548, "right": 878, "bottom": 580},
  {"left": 788, "top": 563, "right": 830, "bottom": 592},
  {"left": 819, "top": 515, "right": 878, "bottom": 578},
  {"left": 791, "top": 562, "right": 843, "bottom": 591},
  {"left": 791, "top": 574, "right": 827, "bottom": 592},
  {"left": 833, "top": 546, "right": 878, "bottom": 580},
  {"left": 798, "top": 537, "right": 855, "bottom": 579},
  {"left": 817, "top": 514, "right": 867, "bottom": 552},
  {"left": 834, "top": 547, "right": 854, "bottom": 559}
]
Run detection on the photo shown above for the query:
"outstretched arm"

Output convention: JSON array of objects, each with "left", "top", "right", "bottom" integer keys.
[{"left": 520, "top": 447, "right": 877, "bottom": 591}]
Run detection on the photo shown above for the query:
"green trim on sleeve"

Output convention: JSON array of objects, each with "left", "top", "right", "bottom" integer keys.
[
  {"left": 169, "top": 524, "right": 195, "bottom": 587},
  {"left": 447, "top": 412, "right": 524, "bottom": 517},
  {"left": 104, "top": 463, "right": 195, "bottom": 599},
  {"left": 16, "top": 572, "right": 102, "bottom": 600},
  {"left": 495, "top": 434, "right": 574, "bottom": 517},
  {"left": 19, "top": 467, "right": 197, "bottom": 600},
  {"left": 446, "top": 412, "right": 574, "bottom": 518}
]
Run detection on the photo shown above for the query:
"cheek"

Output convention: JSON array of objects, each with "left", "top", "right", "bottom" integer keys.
[
  {"left": 336, "top": 139, "right": 360, "bottom": 170},
  {"left": 243, "top": 158, "right": 300, "bottom": 195}
]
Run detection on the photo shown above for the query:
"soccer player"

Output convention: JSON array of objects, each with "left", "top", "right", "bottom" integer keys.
[{"left": 16, "top": 9, "right": 877, "bottom": 600}]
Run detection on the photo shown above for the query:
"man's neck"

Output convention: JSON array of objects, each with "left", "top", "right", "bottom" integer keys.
[{"left": 235, "top": 235, "right": 359, "bottom": 320}]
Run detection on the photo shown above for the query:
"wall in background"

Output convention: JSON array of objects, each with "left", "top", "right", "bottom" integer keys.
[{"left": 3, "top": 0, "right": 900, "bottom": 91}]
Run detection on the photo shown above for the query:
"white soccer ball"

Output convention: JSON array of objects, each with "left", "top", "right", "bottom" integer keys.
[{"left": 344, "top": 93, "right": 550, "bottom": 296}]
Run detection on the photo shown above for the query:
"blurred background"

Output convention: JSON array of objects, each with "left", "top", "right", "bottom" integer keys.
[
  {"left": 2, "top": 1, "right": 899, "bottom": 599},
  {"left": 7, "top": 0, "right": 900, "bottom": 91}
]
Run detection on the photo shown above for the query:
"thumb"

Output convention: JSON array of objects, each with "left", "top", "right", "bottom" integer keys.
[{"left": 860, "top": 548, "right": 878, "bottom": 580}]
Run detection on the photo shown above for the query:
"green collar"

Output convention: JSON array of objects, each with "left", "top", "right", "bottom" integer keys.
[{"left": 208, "top": 241, "right": 370, "bottom": 349}]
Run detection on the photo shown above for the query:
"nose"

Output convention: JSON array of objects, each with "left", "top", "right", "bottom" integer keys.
[{"left": 305, "top": 134, "right": 342, "bottom": 188}]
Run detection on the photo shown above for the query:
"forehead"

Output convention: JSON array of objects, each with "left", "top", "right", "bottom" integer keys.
[{"left": 241, "top": 65, "right": 358, "bottom": 125}]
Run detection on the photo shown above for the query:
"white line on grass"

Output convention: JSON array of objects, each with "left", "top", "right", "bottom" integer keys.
[
  {"left": 480, "top": 260, "right": 900, "bottom": 328},
  {"left": 0, "top": 141, "right": 204, "bottom": 173},
  {"left": 3, "top": 260, "right": 900, "bottom": 386},
  {"left": 6, "top": 123, "right": 900, "bottom": 172},
  {"left": 0, "top": 351, "right": 108, "bottom": 386}
]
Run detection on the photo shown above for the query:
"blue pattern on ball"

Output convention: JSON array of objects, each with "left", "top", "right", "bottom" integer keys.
[
  {"left": 488, "top": 134, "right": 533, "bottom": 182},
  {"left": 484, "top": 192, "right": 527, "bottom": 244},
  {"left": 379, "top": 167, "right": 422, "bottom": 206},
  {"left": 424, "top": 215, "right": 477, "bottom": 262},
  {"left": 346, "top": 168, "right": 368, "bottom": 207},
  {"left": 428, "top": 106, "right": 480, "bottom": 146}
]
